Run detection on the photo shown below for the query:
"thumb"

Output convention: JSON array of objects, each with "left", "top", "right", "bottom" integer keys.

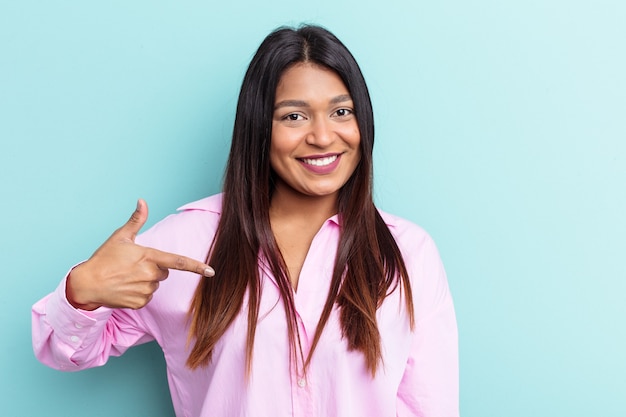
[{"left": 118, "top": 199, "right": 148, "bottom": 241}]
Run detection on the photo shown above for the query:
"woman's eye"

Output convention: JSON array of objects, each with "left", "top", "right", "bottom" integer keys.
[
  {"left": 334, "top": 108, "right": 353, "bottom": 117},
  {"left": 283, "top": 113, "right": 303, "bottom": 121}
]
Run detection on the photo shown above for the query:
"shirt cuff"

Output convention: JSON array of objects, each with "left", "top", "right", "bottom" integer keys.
[{"left": 44, "top": 271, "right": 113, "bottom": 349}]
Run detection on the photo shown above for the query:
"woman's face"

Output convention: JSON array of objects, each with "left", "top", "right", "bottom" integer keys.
[{"left": 270, "top": 63, "right": 361, "bottom": 200}]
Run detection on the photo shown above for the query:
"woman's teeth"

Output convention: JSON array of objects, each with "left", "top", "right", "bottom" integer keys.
[{"left": 301, "top": 155, "right": 338, "bottom": 166}]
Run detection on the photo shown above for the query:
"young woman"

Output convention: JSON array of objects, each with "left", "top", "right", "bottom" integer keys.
[{"left": 32, "top": 25, "right": 458, "bottom": 416}]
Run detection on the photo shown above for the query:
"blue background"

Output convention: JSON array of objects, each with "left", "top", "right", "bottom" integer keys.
[{"left": 1, "top": 1, "right": 625, "bottom": 416}]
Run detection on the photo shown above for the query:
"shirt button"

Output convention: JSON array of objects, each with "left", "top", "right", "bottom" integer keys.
[
  {"left": 70, "top": 335, "right": 80, "bottom": 343},
  {"left": 74, "top": 323, "right": 83, "bottom": 329},
  {"left": 297, "top": 378, "right": 306, "bottom": 388}
]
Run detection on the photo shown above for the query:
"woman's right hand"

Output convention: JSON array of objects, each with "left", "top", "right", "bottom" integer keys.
[{"left": 66, "top": 199, "right": 215, "bottom": 311}]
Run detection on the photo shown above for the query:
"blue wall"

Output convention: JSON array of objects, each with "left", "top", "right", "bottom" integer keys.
[{"left": 1, "top": 1, "right": 624, "bottom": 416}]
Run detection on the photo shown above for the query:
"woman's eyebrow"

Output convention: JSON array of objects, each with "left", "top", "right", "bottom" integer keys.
[
  {"left": 274, "top": 99, "right": 309, "bottom": 109},
  {"left": 274, "top": 94, "right": 353, "bottom": 110},
  {"left": 330, "top": 94, "right": 352, "bottom": 105}
]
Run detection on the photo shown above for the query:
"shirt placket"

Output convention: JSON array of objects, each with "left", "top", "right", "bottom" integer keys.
[
  {"left": 290, "top": 310, "right": 316, "bottom": 417},
  {"left": 289, "top": 219, "right": 338, "bottom": 417}
]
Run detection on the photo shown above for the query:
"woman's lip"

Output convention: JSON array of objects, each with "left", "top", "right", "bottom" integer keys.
[
  {"left": 298, "top": 152, "right": 340, "bottom": 160},
  {"left": 298, "top": 153, "right": 342, "bottom": 174}
]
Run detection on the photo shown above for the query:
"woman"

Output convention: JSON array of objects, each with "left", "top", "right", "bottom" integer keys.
[{"left": 32, "top": 25, "right": 458, "bottom": 416}]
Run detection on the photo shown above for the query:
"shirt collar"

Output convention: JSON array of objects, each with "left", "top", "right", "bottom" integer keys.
[{"left": 176, "top": 193, "right": 223, "bottom": 214}]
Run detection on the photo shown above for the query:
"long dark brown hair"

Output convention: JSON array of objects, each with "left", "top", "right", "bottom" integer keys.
[{"left": 187, "top": 25, "right": 414, "bottom": 376}]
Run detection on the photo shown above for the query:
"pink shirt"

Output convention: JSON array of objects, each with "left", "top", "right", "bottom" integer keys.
[{"left": 32, "top": 194, "right": 458, "bottom": 417}]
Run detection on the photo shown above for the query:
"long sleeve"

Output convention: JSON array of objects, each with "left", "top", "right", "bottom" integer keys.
[
  {"left": 32, "top": 272, "right": 153, "bottom": 371},
  {"left": 396, "top": 236, "right": 459, "bottom": 417},
  {"left": 31, "top": 198, "right": 221, "bottom": 379}
]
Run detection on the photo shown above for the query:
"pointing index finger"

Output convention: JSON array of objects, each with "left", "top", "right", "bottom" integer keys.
[{"left": 149, "top": 248, "right": 215, "bottom": 277}]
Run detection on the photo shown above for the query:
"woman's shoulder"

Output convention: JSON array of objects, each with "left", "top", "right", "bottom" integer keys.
[
  {"left": 377, "top": 209, "right": 448, "bottom": 298},
  {"left": 378, "top": 209, "right": 436, "bottom": 250},
  {"left": 176, "top": 193, "right": 224, "bottom": 214},
  {"left": 135, "top": 193, "right": 223, "bottom": 252}
]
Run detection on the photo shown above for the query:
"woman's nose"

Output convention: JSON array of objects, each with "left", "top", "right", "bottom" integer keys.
[{"left": 305, "top": 118, "right": 334, "bottom": 147}]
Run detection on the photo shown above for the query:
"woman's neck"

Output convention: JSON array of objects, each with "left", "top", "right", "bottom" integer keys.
[
  {"left": 269, "top": 185, "right": 339, "bottom": 226},
  {"left": 269, "top": 183, "right": 339, "bottom": 290}
]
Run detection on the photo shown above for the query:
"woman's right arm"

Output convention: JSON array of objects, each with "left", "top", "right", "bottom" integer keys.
[
  {"left": 32, "top": 275, "right": 154, "bottom": 371},
  {"left": 31, "top": 199, "right": 214, "bottom": 371}
]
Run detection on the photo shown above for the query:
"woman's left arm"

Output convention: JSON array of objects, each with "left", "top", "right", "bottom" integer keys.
[{"left": 396, "top": 236, "right": 459, "bottom": 417}]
